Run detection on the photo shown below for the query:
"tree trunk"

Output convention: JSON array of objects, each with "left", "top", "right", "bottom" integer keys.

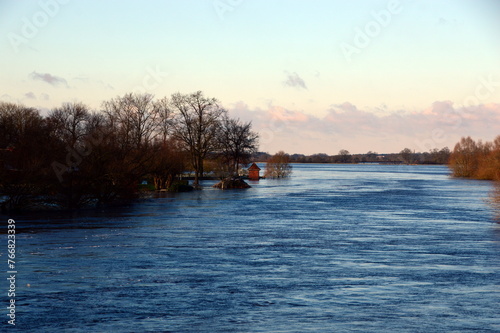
[
  {"left": 199, "top": 156, "right": 204, "bottom": 180},
  {"left": 165, "top": 174, "right": 173, "bottom": 190},
  {"left": 193, "top": 156, "right": 201, "bottom": 188}
]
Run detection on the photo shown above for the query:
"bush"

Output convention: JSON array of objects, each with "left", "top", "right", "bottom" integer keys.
[
  {"left": 264, "top": 151, "right": 292, "bottom": 179},
  {"left": 449, "top": 136, "right": 500, "bottom": 180},
  {"left": 168, "top": 180, "right": 193, "bottom": 192}
]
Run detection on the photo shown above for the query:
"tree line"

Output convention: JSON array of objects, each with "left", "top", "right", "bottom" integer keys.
[
  {"left": 0, "top": 91, "right": 258, "bottom": 211},
  {"left": 254, "top": 147, "right": 451, "bottom": 165},
  {"left": 449, "top": 136, "right": 500, "bottom": 180}
]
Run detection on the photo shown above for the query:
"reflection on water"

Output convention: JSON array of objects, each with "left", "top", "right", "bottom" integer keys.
[
  {"left": 3, "top": 164, "right": 500, "bottom": 332},
  {"left": 489, "top": 182, "right": 500, "bottom": 223}
]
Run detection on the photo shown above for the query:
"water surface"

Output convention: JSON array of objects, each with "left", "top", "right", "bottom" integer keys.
[{"left": 4, "top": 164, "right": 500, "bottom": 332}]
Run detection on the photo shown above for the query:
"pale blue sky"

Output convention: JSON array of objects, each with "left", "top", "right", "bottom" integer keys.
[{"left": 1, "top": 0, "right": 499, "bottom": 153}]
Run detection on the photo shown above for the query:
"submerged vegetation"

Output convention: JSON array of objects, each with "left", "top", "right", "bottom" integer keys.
[
  {"left": 0, "top": 91, "right": 258, "bottom": 211},
  {"left": 1, "top": 89, "right": 497, "bottom": 213},
  {"left": 449, "top": 136, "right": 500, "bottom": 180},
  {"left": 265, "top": 151, "right": 293, "bottom": 179}
]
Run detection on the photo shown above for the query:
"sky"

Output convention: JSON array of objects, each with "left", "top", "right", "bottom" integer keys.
[{"left": 1, "top": 0, "right": 499, "bottom": 154}]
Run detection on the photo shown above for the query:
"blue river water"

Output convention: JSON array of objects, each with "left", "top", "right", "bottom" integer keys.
[{"left": 2, "top": 164, "right": 500, "bottom": 332}]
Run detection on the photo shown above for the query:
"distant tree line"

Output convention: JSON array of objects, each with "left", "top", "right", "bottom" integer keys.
[
  {"left": 449, "top": 136, "right": 500, "bottom": 180},
  {"left": 253, "top": 147, "right": 451, "bottom": 165},
  {"left": 0, "top": 91, "right": 258, "bottom": 211}
]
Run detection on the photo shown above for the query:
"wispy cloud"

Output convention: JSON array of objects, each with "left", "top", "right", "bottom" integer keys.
[
  {"left": 283, "top": 71, "right": 307, "bottom": 90},
  {"left": 24, "top": 91, "right": 36, "bottom": 99},
  {"left": 30, "top": 71, "right": 68, "bottom": 87}
]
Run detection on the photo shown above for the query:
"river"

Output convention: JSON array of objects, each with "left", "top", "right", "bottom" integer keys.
[{"left": 3, "top": 164, "right": 500, "bottom": 332}]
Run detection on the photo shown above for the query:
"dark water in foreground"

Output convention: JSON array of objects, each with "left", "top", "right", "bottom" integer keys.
[{"left": 3, "top": 164, "right": 500, "bottom": 332}]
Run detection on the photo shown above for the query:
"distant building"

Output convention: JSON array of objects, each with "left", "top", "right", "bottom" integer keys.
[{"left": 247, "top": 163, "right": 261, "bottom": 180}]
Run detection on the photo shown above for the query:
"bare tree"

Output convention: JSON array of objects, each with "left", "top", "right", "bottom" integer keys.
[
  {"left": 265, "top": 151, "right": 293, "bottom": 179},
  {"left": 449, "top": 136, "right": 478, "bottom": 177},
  {"left": 47, "top": 102, "right": 90, "bottom": 147},
  {"left": 365, "top": 151, "right": 378, "bottom": 162},
  {"left": 399, "top": 148, "right": 414, "bottom": 164},
  {"left": 338, "top": 149, "right": 352, "bottom": 163},
  {"left": 171, "top": 91, "right": 226, "bottom": 187},
  {"left": 103, "top": 93, "right": 161, "bottom": 149},
  {"left": 0, "top": 102, "right": 45, "bottom": 149},
  {"left": 217, "top": 116, "right": 258, "bottom": 176},
  {"left": 427, "top": 147, "right": 450, "bottom": 164},
  {"left": 155, "top": 96, "right": 173, "bottom": 144},
  {"left": 0, "top": 97, "right": 191, "bottom": 211},
  {"left": 149, "top": 138, "right": 186, "bottom": 191},
  {"left": 0, "top": 102, "right": 52, "bottom": 210},
  {"left": 449, "top": 136, "right": 500, "bottom": 180}
]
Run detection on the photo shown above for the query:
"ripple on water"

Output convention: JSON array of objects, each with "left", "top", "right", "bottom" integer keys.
[{"left": 9, "top": 164, "right": 500, "bottom": 332}]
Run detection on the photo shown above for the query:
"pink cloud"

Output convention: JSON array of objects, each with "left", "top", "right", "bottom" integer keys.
[
  {"left": 227, "top": 101, "right": 500, "bottom": 154},
  {"left": 268, "top": 106, "right": 310, "bottom": 122},
  {"left": 423, "top": 100, "right": 455, "bottom": 115}
]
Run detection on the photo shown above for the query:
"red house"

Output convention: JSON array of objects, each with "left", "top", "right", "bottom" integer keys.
[{"left": 247, "top": 163, "right": 261, "bottom": 180}]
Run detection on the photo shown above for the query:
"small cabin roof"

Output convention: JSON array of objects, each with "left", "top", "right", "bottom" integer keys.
[{"left": 248, "top": 162, "right": 261, "bottom": 171}]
